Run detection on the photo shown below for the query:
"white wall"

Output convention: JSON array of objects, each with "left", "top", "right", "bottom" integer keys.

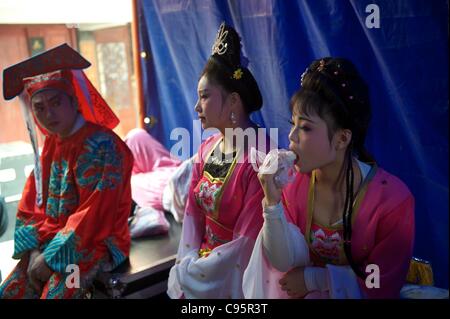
[{"left": 0, "top": 0, "right": 132, "bottom": 25}]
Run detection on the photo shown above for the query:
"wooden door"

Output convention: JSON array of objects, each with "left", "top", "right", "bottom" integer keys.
[{"left": 93, "top": 24, "right": 137, "bottom": 139}]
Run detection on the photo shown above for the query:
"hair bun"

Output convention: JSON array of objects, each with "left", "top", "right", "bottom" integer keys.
[
  {"left": 204, "top": 22, "right": 263, "bottom": 113},
  {"left": 211, "top": 22, "right": 241, "bottom": 69}
]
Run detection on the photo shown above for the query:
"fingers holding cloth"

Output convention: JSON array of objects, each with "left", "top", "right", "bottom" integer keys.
[{"left": 251, "top": 148, "right": 296, "bottom": 206}]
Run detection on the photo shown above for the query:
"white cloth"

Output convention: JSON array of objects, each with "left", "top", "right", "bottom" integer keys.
[
  {"left": 129, "top": 206, "right": 170, "bottom": 238},
  {"left": 162, "top": 156, "right": 194, "bottom": 223},
  {"left": 243, "top": 200, "right": 309, "bottom": 299},
  {"left": 167, "top": 214, "right": 255, "bottom": 299},
  {"left": 304, "top": 267, "right": 329, "bottom": 292},
  {"left": 243, "top": 230, "right": 288, "bottom": 298}
]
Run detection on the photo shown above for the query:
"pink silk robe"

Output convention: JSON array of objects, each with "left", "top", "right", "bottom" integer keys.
[
  {"left": 167, "top": 133, "right": 268, "bottom": 298},
  {"left": 244, "top": 165, "right": 415, "bottom": 299},
  {"left": 124, "top": 128, "right": 182, "bottom": 211}
]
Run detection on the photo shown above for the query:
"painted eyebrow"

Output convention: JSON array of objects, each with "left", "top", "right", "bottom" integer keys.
[
  {"left": 198, "top": 89, "right": 209, "bottom": 94},
  {"left": 32, "top": 101, "right": 43, "bottom": 107},
  {"left": 32, "top": 93, "right": 62, "bottom": 106},
  {"left": 48, "top": 93, "right": 62, "bottom": 102},
  {"left": 297, "top": 116, "right": 315, "bottom": 124}
]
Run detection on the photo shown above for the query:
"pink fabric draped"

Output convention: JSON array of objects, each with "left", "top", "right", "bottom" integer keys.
[{"left": 124, "top": 128, "right": 181, "bottom": 211}]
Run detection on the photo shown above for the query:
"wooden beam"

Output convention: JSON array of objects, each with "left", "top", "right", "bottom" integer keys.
[{"left": 131, "top": 0, "right": 145, "bottom": 128}]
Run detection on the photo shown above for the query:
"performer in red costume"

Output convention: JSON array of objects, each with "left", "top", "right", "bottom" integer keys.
[{"left": 0, "top": 44, "right": 133, "bottom": 299}]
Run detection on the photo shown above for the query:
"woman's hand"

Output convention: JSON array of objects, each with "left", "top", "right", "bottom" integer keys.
[
  {"left": 258, "top": 169, "right": 282, "bottom": 206},
  {"left": 257, "top": 151, "right": 286, "bottom": 206},
  {"left": 279, "top": 266, "right": 309, "bottom": 298}
]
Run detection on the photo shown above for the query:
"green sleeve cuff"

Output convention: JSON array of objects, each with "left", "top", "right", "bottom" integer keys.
[{"left": 13, "top": 225, "right": 39, "bottom": 259}]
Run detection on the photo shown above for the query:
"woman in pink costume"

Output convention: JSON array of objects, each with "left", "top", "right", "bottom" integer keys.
[{"left": 244, "top": 57, "right": 415, "bottom": 299}]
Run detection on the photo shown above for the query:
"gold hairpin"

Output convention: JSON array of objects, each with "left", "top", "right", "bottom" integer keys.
[{"left": 211, "top": 22, "right": 229, "bottom": 55}]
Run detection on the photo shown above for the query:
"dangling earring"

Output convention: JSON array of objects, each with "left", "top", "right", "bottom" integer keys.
[{"left": 230, "top": 112, "right": 237, "bottom": 124}]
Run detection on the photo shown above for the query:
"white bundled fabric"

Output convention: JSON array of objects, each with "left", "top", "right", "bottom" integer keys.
[
  {"left": 250, "top": 148, "right": 296, "bottom": 188},
  {"left": 304, "top": 266, "right": 329, "bottom": 292},
  {"left": 129, "top": 206, "right": 170, "bottom": 238},
  {"left": 162, "top": 156, "right": 195, "bottom": 223}
]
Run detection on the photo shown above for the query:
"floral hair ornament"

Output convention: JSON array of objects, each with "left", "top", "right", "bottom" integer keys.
[
  {"left": 232, "top": 68, "right": 243, "bottom": 80},
  {"left": 317, "top": 59, "right": 326, "bottom": 71},
  {"left": 301, "top": 59, "right": 326, "bottom": 87}
]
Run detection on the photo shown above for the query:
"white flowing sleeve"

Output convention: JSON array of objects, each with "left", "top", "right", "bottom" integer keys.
[
  {"left": 261, "top": 201, "right": 310, "bottom": 271},
  {"left": 302, "top": 265, "right": 363, "bottom": 299},
  {"left": 243, "top": 201, "right": 310, "bottom": 299},
  {"left": 325, "top": 264, "right": 363, "bottom": 298},
  {"left": 167, "top": 214, "right": 256, "bottom": 299}
]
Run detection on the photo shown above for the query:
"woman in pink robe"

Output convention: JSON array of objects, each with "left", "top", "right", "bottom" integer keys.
[
  {"left": 123, "top": 128, "right": 185, "bottom": 237},
  {"left": 125, "top": 128, "right": 182, "bottom": 213},
  {"left": 243, "top": 57, "right": 415, "bottom": 299},
  {"left": 167, "top": 23, "right": 272, "bottom": 298}
]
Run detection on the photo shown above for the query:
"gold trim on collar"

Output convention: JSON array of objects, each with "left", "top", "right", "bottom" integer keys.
[{"left": 201, "top": 136, "right": 240, "bottom": 220}]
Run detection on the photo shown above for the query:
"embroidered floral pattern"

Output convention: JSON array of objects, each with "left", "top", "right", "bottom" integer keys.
[
  {"left": 76, "top": 132, "right": 123, "bottom": 191},
  {"left": 45, "top": 274, "right": 67, "bottom": 299},
  {"left": 194, "top": 178, "right": 223, "bottom": 214},
  {"left": 310, "top": 224, "right": 343, "bottom": 263},
  {"left": 232, "top": 68, "right": 243, "bottom": 80},
  {"left": 46, "top": 159, "right": 79, "bottom": 218},
  {"left": 205, "top": 224, "right": 229, "bottom": 247}
]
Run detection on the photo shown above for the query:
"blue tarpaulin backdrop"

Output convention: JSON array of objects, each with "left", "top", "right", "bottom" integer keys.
[{"left": 137, "top": 0, "right": 448, "bottom": 289}]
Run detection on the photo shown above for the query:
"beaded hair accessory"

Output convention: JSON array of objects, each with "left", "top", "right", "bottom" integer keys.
[
  {"left": 23, "top": 70, "right": 74, "bottom": 99},
  {"left": 300, "top": 58, "right": 355, "bottom": 101}
]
